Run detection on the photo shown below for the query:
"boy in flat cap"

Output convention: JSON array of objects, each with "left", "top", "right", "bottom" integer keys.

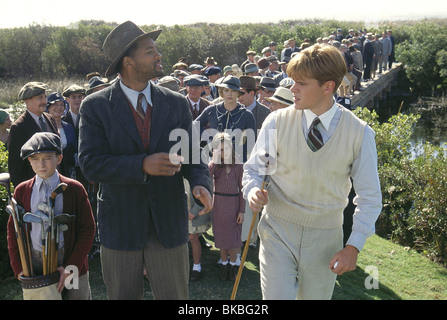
[
  {"left": 7, "top": 132, "right": 95, "bottom": 300},
  {"left": 7, "top": 82, "right": 59, "bottom": 187}
]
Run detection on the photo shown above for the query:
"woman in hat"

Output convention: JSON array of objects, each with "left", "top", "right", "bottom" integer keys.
[
  {"left": 195, "top": 75, "right": 256, "bottom": 163},
  {"left": 46, "top": 92, "right": 77, "bottom": 179},
  {"left": 0, "top": 109, "right": 12, "bottom": 147}
]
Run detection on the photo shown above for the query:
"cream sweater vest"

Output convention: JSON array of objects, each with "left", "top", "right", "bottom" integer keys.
[{"left": 266, "top": 105, "right": 366, "bottom": 229}]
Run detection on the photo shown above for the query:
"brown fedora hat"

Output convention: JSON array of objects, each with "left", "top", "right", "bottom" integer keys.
[
  {"left": 103, "top": 21, "right": 162, "bottom": 77},
  {"left": 239, "top": 76, "right": 258, "bottom": 91}
]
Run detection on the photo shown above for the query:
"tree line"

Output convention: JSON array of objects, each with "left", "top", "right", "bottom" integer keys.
[{"left": 1, "top": 19, "right": 447, "bottom": 94}]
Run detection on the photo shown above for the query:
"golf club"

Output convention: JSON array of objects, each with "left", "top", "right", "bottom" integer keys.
[
  {"left": 23, "top": 211, "right": 49, "bottom": 275},
  {"left": 231, "top": 154, "right": 270, "bottom": 300},
  {"left": 53, "top": 213, "right": 76, "bottom": 269},
  {"left": 1, "top": 173, "right": 31, "bottom": 277},
  {"left": 47, "top": 183, "right": 68, "bottom": 274}
]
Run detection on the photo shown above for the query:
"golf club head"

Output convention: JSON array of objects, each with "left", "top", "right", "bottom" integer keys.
[
  {"left": 6, "top": 205, "right": 14, "bottom": 216},
  {"left": 51, "top": 183, "right": 68, "bottom": 200},
  {"left": 37, "top": 202, "right": 51, "bottom": 214},
  {"left": 0, "top": 172, "right": 11, "bottom": 198},
  {"left": 23, "top": 212, "right": 44, "bottom": 224},
  {"left": 54, "top": 213, "right": 76, "bottom": 225},
  {"left": 33, "top": 210, "right": 49, "bottom": 222}
]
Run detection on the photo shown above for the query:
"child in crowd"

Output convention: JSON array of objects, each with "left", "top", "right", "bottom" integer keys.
[
  {"left": 209, "top": 132, "right": 245, "bottom": 281},
  {"left": 185, "top": 178, "right": 212, "bottom": 282},
  {"left": 7, "top": 132, "right": 95, "bottom": 300}
]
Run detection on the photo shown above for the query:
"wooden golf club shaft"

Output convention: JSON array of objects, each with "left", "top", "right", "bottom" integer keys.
[
  {"left": 231, "top": 178, "right": 267, "bottom": 300},
  {"left": 10, "top": 202, "right": 31, "bottom": 277}
]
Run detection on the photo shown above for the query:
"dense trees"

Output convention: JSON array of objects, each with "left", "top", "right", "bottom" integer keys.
[{"left": 0, "top": 19, "right": 446, "bottom": 93}]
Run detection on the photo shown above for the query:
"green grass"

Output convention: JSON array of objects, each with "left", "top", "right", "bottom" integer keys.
[{"left": 1, "top": 233, "right": 446, "bottom": 300}]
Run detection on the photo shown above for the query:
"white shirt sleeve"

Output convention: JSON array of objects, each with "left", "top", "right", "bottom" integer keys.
[
  {"left": 242, "top": 112, "right": 277, "bottom": 199},
  {"left": 346, "top": 126, "right": 383, "bottom": 251}
]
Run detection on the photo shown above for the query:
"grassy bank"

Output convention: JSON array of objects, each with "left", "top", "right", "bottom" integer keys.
[{"left": 1, "top": 232, "right": 446, "bottom": 300}]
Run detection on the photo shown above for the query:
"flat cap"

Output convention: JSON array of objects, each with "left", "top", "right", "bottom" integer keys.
[
  {"left": 244, "top": 63, "right": 258, "bottom": 74},
  {"left": 184, "top": 74, "right": 209, "bottom": 87},
  {"left": 157, "top": 76, "right": 180, "bottom": 92},
  {"left": 203, "top": 66, "right": 222, "bottom": 77},
  {"left": 259, "top": 77, "right": 276, "bottom": 91},
  {"left": 62, "top": 84, "right": 86, "bottom": 97},
  {"left": 20, "top": 132, "right": 62, "bottom": 160},
  {"left": 17, "top": 82, "right": 49, "bottom": 101}
]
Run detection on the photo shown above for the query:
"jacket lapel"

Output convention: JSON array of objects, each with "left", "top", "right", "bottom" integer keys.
[
  {"left": 148, "top": 85, "right": 170, "bottom": 155},
  {"left": 109, "top": 82, "right": 145, "bottom": 150}
]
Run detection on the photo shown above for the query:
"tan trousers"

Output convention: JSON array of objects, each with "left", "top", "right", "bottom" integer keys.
[
  {"left": 258, "top": 212, "right": 343, "bottom": 300},
  {"left": 101, "top": 238, "right": 189, "bottom": 300}
]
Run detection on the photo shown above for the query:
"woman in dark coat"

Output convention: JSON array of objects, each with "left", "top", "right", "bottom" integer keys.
[
  {"left": 46, "top": 92, "right": 77, "bottom": 179},
  {"left": 195, "top": 75, "right": 256, "bottom": 163}
]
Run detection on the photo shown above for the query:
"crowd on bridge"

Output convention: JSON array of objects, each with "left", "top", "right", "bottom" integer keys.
[{"left": 4, "top": 21, "right": 383, "bottom": 301}]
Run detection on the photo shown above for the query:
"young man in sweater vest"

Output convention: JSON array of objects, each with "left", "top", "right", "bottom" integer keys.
[{"left": 242, "top": 44, "right": 382, "bottom": 300}]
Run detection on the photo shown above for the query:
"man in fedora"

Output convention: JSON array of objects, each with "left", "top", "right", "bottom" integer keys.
[
  {"left": 78, "top": 21, "right": 213, "bottom": 300},
  {"left": 237, "top": 75, "right": 271, "bottom": 247},
  {"left": 238, "top": 76, "right": 270, "bottom": 130},
  {"left": 7, "top": 82, "right": 58, "bottom": 187}
]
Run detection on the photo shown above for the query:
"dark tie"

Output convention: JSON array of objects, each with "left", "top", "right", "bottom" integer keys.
[
  {"left": 39, "top": 115, "right": 48, "bottom": 132},
  {"left": 193, "top": 103, "right": 198, "bottom": 118},
  {"left": 136, "top": 93, "right": 146, "bottom": 122},
  {"left": 306, "top": 117, "right": 324, "bottom": 151}
]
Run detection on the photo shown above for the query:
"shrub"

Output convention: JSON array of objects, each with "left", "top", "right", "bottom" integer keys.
[
  {"left": 0, "top": 142, "right": 12, "bottom": 280},
  {"left": 354, "top": 107, "right": 447, "bottom": 265}
]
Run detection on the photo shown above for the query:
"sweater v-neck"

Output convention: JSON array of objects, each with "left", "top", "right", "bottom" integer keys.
[{"left": 297, "top": 107, "right": 345, "bottom": 154}]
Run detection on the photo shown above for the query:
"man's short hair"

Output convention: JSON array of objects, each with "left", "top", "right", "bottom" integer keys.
[{"left": 287, "top": 44, "right": 347, "bottom": 94}]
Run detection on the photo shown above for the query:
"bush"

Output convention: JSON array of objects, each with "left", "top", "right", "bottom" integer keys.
[
  {"left": 354, "top": 107, "right": 447, "bottom": 265},
  {"left": 0, "top": 142, "right": 12, "bottom": 280}
]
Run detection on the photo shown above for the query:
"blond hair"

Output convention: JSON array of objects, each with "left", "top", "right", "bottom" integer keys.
[{"left": 287, "top": 44, "right": 347, "bottom": 94}]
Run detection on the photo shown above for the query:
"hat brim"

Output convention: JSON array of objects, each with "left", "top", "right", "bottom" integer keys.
[
  {"left": 86, "top": 83, "right": 111, "bottom": 95},
  {"left": 104, "top": 29, "right": 162, "bottom": 77},
  {"left": 215, "top": 83, "right": 241, "bottom": 92},
  {"left": 265, "top": 95, "right": 294, "bottom": 106}
]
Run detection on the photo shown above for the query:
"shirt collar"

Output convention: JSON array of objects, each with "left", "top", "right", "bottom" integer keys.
[
  {"left": 119, "top": 80, "right": 153, "bottom": 108},
  {"left": 246, "top": 99, "right": 257, "bottom": 112},
  {"left": 303, "top": 99, "right": 338, "bottom": 131},
  {"left": 35, "top": 170, "right": 60, "bottom": 193},
  {"left": 188, "top": 97, "right": 200, "bottom": 107}
]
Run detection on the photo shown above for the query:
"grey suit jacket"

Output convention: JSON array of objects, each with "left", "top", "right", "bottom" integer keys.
[{"left": 250, "top": 101, "right": 271, "bottom": 130}]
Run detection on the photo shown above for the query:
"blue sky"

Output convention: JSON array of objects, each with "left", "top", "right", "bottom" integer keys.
[{"left": 1, "top": 0, "right": 446, "bottom": 29}]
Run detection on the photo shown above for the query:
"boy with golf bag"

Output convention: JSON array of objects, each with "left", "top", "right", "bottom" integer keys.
[{"left": 6, "top": 132, "right": 95, "bottom": 300}]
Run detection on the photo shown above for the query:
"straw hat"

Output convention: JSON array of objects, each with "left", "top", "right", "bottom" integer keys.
[
  {"left": 265, "top": 87, "right": 294, "bottom": 106},
  {"left": 102, "top": 21, "right": 162, "bottom": 77}
]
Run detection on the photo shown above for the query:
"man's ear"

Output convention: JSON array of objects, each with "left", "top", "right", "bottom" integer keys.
[
  {"left": 57, "top": 154, "right": 63, "bottom": 165},
  {"left": 324, "top": 80, "right": 336, "bottom": 95}
]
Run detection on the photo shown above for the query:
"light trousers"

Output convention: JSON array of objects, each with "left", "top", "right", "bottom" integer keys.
[
  {"left": 258, "top": 212, "right": 343, "bottom": 300},
  {"left": 101, "top": 238, "right": 189, "bottom": 300}
]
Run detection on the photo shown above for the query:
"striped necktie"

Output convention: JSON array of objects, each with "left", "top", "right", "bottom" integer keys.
[
  {"left": 136, "top": 93, "right": 146, "bottom": 122},
  {"left": 39, "top": 115, "right": 48, "bottom": 132},
  {"left": 306, "top": 117, "right": 324, "bottom": 151}
]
